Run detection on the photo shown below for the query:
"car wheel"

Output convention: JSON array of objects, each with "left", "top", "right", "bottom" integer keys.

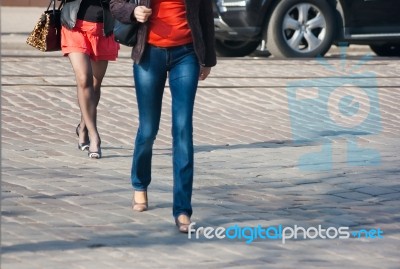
[
  {"left": 215, "top": 39, "right": 260, "bottom": 57},
  {"left": 370, "top": 43, "right": 400, "bottom": 57},
  {"left": 266, "top": 0, "right": 336, "bottom": 58}
]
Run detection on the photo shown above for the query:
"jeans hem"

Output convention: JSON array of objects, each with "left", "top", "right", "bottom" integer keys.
[
  {"left": 133, "top": 187, "right": 147, "bottom": 191},
  {"left": 173, "top": 211, "right": 192, "bottom": 219}
]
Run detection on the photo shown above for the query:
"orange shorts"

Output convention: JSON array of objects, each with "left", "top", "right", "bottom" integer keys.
[{"left": 61, "top": 19, "right": 120, "bottom": 61}]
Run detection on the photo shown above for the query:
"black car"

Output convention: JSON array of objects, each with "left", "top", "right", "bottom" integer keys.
[{"left": 213, "top": 0, "right": 400, "bottom": 57}]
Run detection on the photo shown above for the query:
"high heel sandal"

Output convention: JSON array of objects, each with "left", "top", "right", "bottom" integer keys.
[
  {"left": 132, "top": 191, "right": 148, "bottom": 212},
  {"left": 76, "top": 124, "right": 90, "bottom": 151},
  {"left": 88, "top": 147, "right": 102, "bottom": 159},
  {"left": 175, "top": 214, "right": 193, "bottom": 233}
]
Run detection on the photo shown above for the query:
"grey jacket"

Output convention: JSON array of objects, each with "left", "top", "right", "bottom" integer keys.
[
  {"left": 110, "top": 0, "right": 217, "bottom": 67},
  {"left": 61, "top": 0, "right": 114, "bottom": 37}
]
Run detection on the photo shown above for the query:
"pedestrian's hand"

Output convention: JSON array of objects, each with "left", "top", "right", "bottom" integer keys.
[
  {"left": 133, "top": 6, "right": 152, "bottom": 23},
  {"left": 199, "top": 66, "right": 211, "bottom": 80}
]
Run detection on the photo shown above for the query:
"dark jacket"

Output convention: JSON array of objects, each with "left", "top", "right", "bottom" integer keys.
[
  {"left": 110, "top": 0, "right": 217, "bottom": 67},
  {"left": 100, "top": 0, "right": 115, "bottom": 37}
]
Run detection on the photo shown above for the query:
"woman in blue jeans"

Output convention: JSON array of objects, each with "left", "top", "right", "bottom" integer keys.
[{"left": 110, "top": 0, "right": 217, "bottom": 233}]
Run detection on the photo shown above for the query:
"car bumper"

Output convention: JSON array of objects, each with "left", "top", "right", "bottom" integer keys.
[
  {"left": 214, "top": 18, "right": 239, "bottom": 37},
  {"left": 213, "top": 0, "right": 262, "bottom": 41},
  {"left": 214, "top": 17, "right": 260, "bottom": 41}
]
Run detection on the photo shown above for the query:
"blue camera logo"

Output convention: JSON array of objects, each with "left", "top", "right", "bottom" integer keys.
[{"left": 287, "top": 56, "right": 381, "bottom": 170}]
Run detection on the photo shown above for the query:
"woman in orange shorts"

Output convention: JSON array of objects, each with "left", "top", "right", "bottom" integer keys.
[{"left": 61, "top": 0, "right": 119, "bottom": 159}]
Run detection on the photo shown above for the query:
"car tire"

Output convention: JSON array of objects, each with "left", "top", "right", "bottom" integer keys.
[
  {"left": 266, "top": 0, "right": 336, "bottom": 58},
  {"left": 370, "top": 43, "right": 400, "bottom": 57},
  {"left": 215, "top": 39, "right": 260, "bottom": 57}
]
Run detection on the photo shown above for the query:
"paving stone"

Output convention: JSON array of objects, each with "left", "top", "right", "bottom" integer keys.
[{"left": 1, "top": 16, "right": 400, "bottom": 268}]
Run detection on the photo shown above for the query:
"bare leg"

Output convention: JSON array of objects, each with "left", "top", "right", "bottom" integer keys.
[{"left": 68, "top": 52, "right": 101, "bottom": 153}]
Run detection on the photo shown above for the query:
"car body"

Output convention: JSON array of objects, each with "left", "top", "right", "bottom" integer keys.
[{"left": 213, "top": 0, "right": 400, "bottom": 57}]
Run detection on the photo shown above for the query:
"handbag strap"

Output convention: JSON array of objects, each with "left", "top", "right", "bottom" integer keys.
[{"left": 46, "top": 0, "right": 65, "bottom": 14}]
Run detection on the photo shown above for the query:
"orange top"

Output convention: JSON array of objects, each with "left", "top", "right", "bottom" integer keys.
[{"left": 148, "top": 0, "right": 193, "bottom": 47}]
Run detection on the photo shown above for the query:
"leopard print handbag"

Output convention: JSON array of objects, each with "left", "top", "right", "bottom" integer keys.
[{"left": 26, "top": 0, "right": 64, "bottom": 52}]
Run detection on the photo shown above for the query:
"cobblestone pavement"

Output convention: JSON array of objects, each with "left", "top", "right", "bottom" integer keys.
[{"left": 1, "top": 8, "right": 400, "bottom": 269}]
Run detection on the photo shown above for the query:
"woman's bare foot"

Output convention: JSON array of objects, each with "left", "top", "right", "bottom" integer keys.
[
  {"left": 132, "top": 191, "right": 148, "bottom": 212},
  {"left": 175, "top": 214, "right": 191, "bottom": 233}
]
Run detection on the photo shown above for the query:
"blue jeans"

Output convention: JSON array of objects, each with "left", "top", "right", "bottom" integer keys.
[{"left": 131, "top": 44, "right": 200, "bottom": 218}]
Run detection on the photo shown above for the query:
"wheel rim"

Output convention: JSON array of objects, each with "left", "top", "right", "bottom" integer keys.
[{"left": 282, "top": 3, "right": 327, "bottom": 53}]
